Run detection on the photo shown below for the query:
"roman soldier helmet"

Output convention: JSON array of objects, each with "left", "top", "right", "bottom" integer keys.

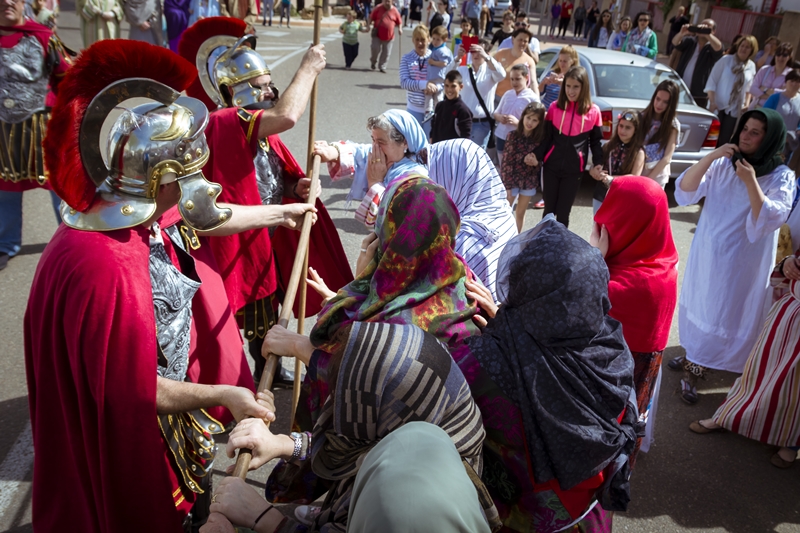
[
  {"left": 44, "top": 40, "right": 231, "bottom": 232},
  {"left": 178, "top": 17, "right": 274, "bottom": 110}
]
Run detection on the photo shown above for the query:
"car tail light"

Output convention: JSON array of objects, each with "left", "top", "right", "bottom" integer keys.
[
  {"left": 703, "top": 118, "right": 720, "bottom": 148},
  {"left": 601, "top": 110, "right": 613, "bottom": 140}
]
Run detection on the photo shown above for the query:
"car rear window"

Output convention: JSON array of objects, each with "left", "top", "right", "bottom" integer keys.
[{"left": 593, "top": 65, "right": 695, "bottom": 104}]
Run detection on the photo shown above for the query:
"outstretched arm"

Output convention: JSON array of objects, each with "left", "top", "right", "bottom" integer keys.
[
  {"left": 256, "top": 45, "right": 327, "bottom": 139},
  {"left": 198, "top": 203, "right": 317, "bottom": 237}
]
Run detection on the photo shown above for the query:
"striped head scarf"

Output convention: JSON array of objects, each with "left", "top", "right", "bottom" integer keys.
[
  {"left": 428, "top": 139, "right": 518, "bottom": 302},
  {"left": 310, "top": 322, "right": 501, "bottom": 532}
]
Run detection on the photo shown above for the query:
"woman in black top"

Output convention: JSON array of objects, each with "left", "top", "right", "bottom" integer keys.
[{"left": 490, "top": 10, "right": 514, "bottom": 50}]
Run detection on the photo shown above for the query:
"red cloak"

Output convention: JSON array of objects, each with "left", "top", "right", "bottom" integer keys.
[
  {"left": 25, "top": 224, "right": 186, "bottom": 532},
  {"left": 204, "top": 107, "right": 353, "bottom": 316},
  {"left": 594, "top": 176, "right": 679, "bottom": 353},
  {"left": 25, "top": 212, "right": 255, "bottom": 531}
]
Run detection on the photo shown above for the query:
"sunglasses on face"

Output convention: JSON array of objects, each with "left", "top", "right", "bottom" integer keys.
[{"left": 515, "top": 21, "right": 528, "bottom": 27}]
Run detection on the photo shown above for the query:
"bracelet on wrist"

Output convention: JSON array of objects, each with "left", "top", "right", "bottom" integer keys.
[{"left": 253, "top": 504, "right": 273, "bottom": 530}]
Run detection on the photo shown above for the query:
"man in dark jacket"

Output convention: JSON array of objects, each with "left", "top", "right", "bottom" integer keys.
[
  {"left": 672, "top": 18, "right": 723, "bottom": 108},
  {"left": 431, "top": 70, "right": 473, "bottom": 143}
]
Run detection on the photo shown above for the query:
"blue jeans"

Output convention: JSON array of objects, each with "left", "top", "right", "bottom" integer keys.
[
  {"left": 0, "top": 189, "right": 62, "bottom": 256},
  {"left": 406, "top": 108, "right": 432, "bottom": 138},
  {"left": 263, "top": 0, "right": 273, "bottom": 22},
  {"left": 471, "top": 121, "right": 492, "bottom": 149}
]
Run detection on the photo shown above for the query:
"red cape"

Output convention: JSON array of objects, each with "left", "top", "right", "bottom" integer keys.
[
  {"left": 25, "top": 212, "right": 255, "bottom": 531},
  {"left": 25, "top": 224, "right": 186, "bottom": 532},
  {"left": 204, "top": 107, "right": 353, "bottom": 316},
  {"left": 594, "top": 176, "right": 679, "bottom": 353}
]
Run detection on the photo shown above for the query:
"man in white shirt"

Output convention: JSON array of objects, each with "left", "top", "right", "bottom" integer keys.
[
  {"left": 446, "top": 38, "right": 507, "bottom": 148},
  {"left": 496, "top": 12, "right": 539, "bottom": 62}
]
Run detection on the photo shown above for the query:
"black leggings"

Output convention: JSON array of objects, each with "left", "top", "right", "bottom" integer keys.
[
  {"left": 558, "top": 17, "right": 570, "bottom": 37},
  {"left": 574, "top": 19, "right": 583, "bottom": 36},
  {"left": 543, "top": 167, "right": 582, "bottom": 228}
]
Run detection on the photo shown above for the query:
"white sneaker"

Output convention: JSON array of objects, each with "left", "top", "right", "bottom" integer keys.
[{"left": 295, "top": 505, "right": 323, "bottom": 526}]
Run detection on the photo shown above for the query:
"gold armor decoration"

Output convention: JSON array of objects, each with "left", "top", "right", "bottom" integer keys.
[{"left": 0, "top": 111, "right": 49, "bottom": 184}]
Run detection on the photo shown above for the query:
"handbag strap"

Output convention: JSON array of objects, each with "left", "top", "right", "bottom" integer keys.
[{"left": 468, "top": 64, "right": 494, "bottom": 128}]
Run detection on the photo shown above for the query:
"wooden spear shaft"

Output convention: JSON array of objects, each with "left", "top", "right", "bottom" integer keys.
[
  {"left": 232, "top": 155, "right": 322, "bottom": 479},
  {"left": 290, "top": 0, "right": 324, "bottom": 430}
]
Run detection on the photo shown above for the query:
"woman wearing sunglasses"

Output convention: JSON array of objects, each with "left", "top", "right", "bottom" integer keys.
[{"left": 748, "top": 42, "right": 793, "bottom": 109}]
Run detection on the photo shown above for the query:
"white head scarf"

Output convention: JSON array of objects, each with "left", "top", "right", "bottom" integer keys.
[{"left": 428, "top": 139, "right": 518, "bottom": 301}]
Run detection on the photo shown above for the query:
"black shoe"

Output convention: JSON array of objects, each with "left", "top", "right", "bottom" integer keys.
[
  {"left": 262, "top": 18, "right": 266, "bottom": 25},
  {"left": 0, "top": 253, "right": 9, "bottom": 271},
  {"left": 667, "top": 355, "right": 685, "bottom": 371}
]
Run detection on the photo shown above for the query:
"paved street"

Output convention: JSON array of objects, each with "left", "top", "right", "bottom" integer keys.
[{"left": 0, "top": 11, "right": 799, "bottom": 533}]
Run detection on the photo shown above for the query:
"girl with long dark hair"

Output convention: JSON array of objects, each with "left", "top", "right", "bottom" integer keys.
[
  {"left": 589, "top": 109, "right": 645, "bottom": 210},
  {"left": 588, "top": 9, "right": 612, "bottom": 48},
  {"left": 534, "top": 65, "right": 603, "bottom": 227},
  {"left": 639, "top": 79, "right": 680, "bottom": 188}
]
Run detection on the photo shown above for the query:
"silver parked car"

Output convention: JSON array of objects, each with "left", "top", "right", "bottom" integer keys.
[{"left": 536, "top": 47, "right": 720, "bottom": 177}]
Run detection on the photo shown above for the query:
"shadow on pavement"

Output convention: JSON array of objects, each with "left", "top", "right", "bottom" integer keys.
[{"left": 623, "top": 346, "right": 800, "bottom": 531}]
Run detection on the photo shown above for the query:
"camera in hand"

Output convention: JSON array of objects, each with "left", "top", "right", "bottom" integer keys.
[{"left": 688, "top": 25, "right": 712, "bottom": 35}]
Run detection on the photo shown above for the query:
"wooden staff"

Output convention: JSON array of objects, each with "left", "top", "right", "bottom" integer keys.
[
  {"left": 289, "top": 0, "right": 324, "bottom": 431},
  {"left": 290, "top": 250, "right": 308, "bottom": 428},
  {"left": 232, "top": 155, "right": 322, "bottom": 479},
  {"left": 305, "top": 0, "right": 323, "bottom": 169}
]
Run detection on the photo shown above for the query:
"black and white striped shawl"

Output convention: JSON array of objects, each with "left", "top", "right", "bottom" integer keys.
[{"left": 308, "top": 322, "right": 499, "bottom": 532}]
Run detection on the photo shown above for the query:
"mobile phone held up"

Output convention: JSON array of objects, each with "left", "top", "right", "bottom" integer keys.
[{"left": 688, "top": 25, "right": 712, "bottom": 35}]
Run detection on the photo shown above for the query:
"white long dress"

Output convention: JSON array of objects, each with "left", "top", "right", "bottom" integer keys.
[{"left": 675, "top": 157, "right": 795, "bottom": 373}]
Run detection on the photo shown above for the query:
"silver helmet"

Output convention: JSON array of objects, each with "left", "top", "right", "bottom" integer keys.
[
  {"left": 62, "top": 78, "right": 232, "bottom": 232},
  {"left": 197, "top": 34, "right": 274, "bottom": 109}
]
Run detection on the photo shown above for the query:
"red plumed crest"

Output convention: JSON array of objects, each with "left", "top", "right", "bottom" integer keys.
[
  {"left": 44, "top": 41, "right": 198, "bottom": 212},
  {"left": 178, "top": 17, "right": 248, "bottom": 109}
]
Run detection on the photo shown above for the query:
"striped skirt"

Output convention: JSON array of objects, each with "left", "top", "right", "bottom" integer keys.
[{"left": 712, "top": 286, "right": 800, "bottom": 447}]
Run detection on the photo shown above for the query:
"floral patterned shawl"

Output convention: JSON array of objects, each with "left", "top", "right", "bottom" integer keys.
[{"left": 310, "top": 174, "right": 480, "bottom": 351}]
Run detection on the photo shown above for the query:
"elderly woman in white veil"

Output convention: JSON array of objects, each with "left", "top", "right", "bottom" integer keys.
[{"left": 313, "top": 112, "right": 516, "bottom": 301}]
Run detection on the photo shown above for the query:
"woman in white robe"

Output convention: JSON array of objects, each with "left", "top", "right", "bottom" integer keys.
[{"left": 672, "top": 108, "right": 794, "bottom": 404}]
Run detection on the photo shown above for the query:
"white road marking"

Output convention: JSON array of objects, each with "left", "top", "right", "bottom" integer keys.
[
  {"left": 0, "top": 422, "right": 34, "bottom": 520},
  {"left": 256, "top": 45, "right": 306, "bottom": 51},
  {"left": 257, "top": 29, "right": 291, "bottom": 37}
]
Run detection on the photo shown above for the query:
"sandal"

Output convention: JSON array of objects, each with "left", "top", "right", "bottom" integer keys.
[
  {"left": 667, "top": 355, "right": 685, "bottom": 371},
  {"left": 680, "top": 377, "right": 699, "bottom": 405},
  {"left": 689, "top": 420, "right": 724, "bottom": 434}
]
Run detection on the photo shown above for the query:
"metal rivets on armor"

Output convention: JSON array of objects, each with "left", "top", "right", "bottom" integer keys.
[
  {"left": 219, "top": 213, "right": 228, "bottom": 222},
  {"left": 209, "top": 424, "right": 217, "bottom": 430},
  {"left": 247, "top": 330, "right": 254, "bottom": 335},
  {"left": 191, "top": 465, "right": 196, "bottom": 471},
  {"left": 121, "top": 205, "right": 134, "bottom": 216},
  {"left": 252, "top": 89, "right": 259, "bottom": 97},
  {"left": 195, "top": 148, "right": 202, "bottom": 157},
  {"left": 244, "top": 63, "right": 251, "bottom": 69},
  {"left": 3, "top": 99, "right": 15, "bottom": 108},
  {"left": 184, "top": 200, "right": 195, "bottom": 210},
  {"left": 231, "top": 66, "right": 238, "bottom": 73},
  {"left": 236, "top": 99, "right": 242, "bottom": 105},
  {"left": 207, "top": 187, "right": 215, "bottom": 197},
  {"left": 69, "top": 208, "right": 77, "bottom": 215},
  {"left": 184, "top": 153, "right": 192, "bottom": 162}
]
